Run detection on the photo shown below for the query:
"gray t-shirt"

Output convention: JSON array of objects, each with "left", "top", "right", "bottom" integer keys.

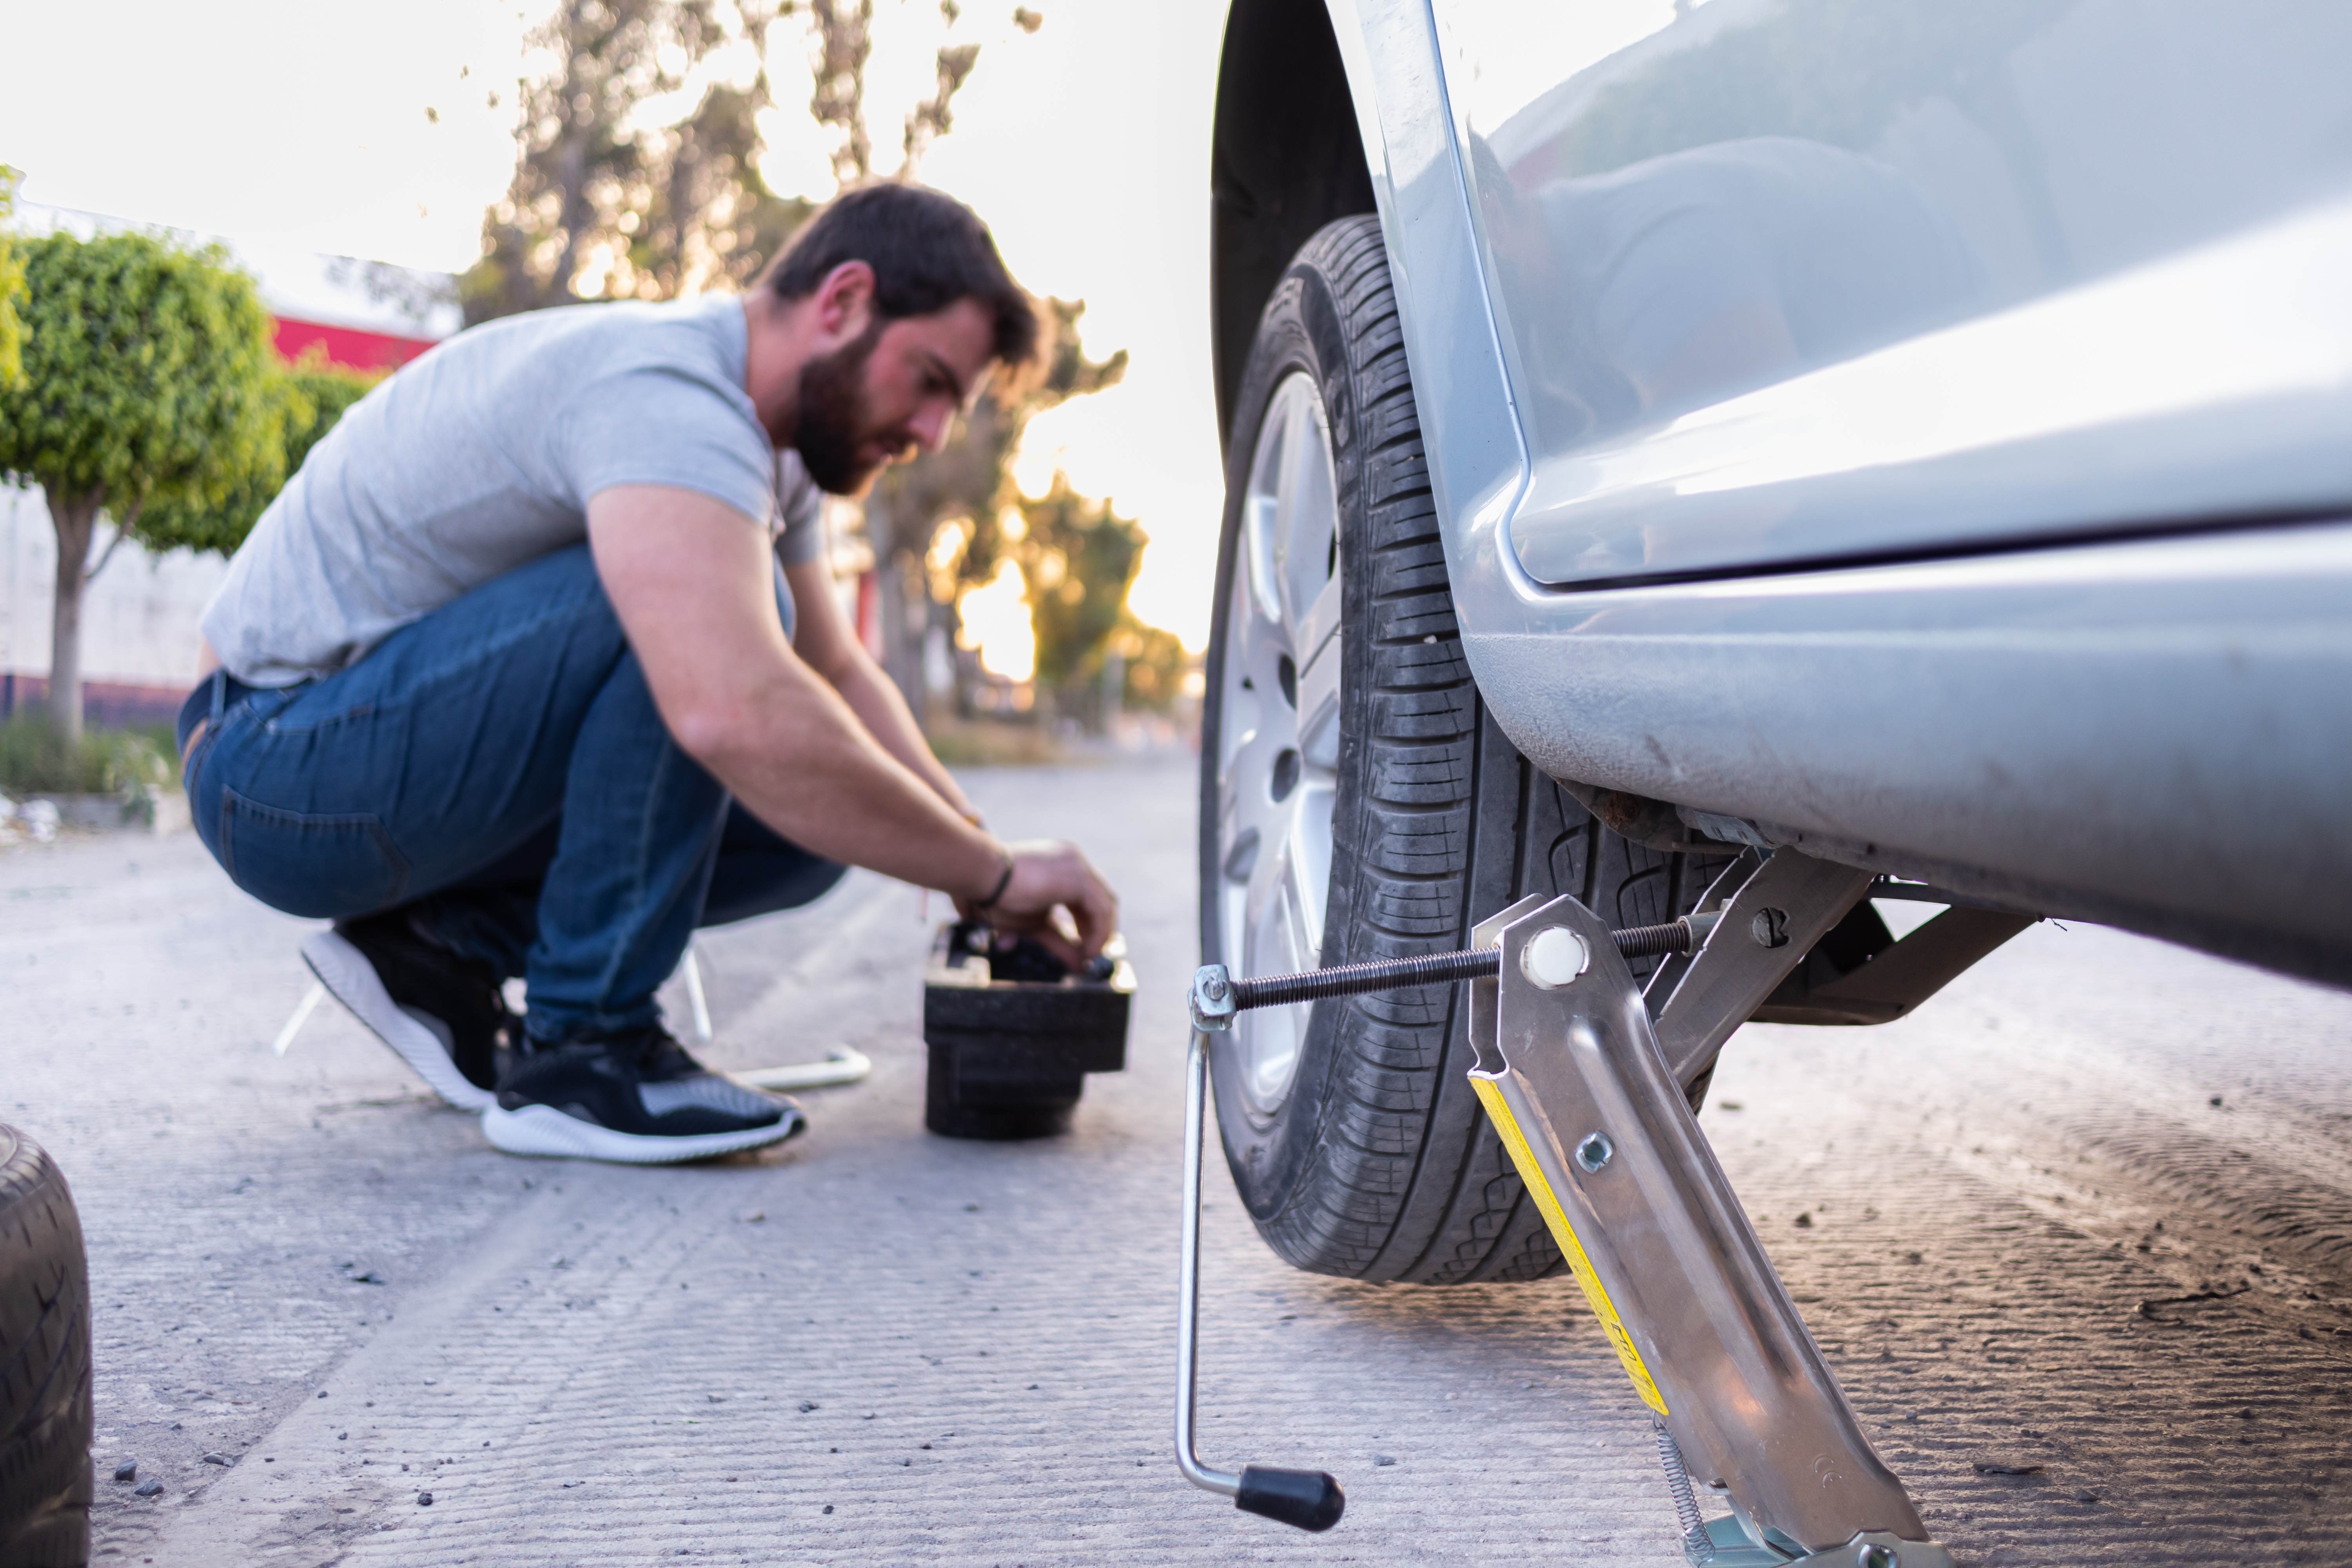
[{"left": 202, "top": 292, "right": 823, "bottom": 686}]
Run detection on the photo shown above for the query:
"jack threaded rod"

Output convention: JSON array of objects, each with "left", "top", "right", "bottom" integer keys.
[{"left": 1225, "top": 917, "right": 1702, "bottom": 1014}]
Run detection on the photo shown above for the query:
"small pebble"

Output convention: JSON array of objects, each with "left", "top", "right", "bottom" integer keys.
[
  {"left": 339, "top": 1433, "right": 348, "bottom": 1441},
  {"left": 2076, "top": 1488, "right": 2101, "bottom": 1503},
  {"left": 417, "top": 1492, "right": 433, "bottom": 1506},
  {"left": 201, "top": 1454, "right": 230, "bottom": 1466},
  {"left": 822, "top": 1504, "right": 834, "bottom": 1515},
  {"left": 134, "top": 1480, "right": 164, "bottom": 1498},
  {"left": 113, "top": 1459, "right": 138, "bottom": 1483},
  {"left": 1374, "top": 1454, "right": 1396, "bottom": 1467},
  {"left": 799, "top": 1401, "right": 819, "bottom": 1412}
]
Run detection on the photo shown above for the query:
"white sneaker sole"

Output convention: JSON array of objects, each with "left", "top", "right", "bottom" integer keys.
[
  {"left": 301, "top": 929, "right": 498, "bottom": 1111},
  {"left": 481, "top": 1102, "right": 806, "bottom": 1165}
]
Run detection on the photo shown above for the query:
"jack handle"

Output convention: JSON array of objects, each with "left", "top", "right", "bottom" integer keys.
[{"left": 1175, "top": 1022, "right": 1345, "bottom": 1532}]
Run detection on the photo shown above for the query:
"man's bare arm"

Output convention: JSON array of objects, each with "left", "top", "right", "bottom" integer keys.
[
  {"left": 782, "top": 557, "right": 975, "bottom": 822},
  {"left": 586, "top": 485, "right": 1115, "bottom": 957}
]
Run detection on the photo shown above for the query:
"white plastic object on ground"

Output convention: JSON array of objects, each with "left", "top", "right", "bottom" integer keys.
[{"left": 733, "top": 1047, "right": 872, "bottom": 1092}]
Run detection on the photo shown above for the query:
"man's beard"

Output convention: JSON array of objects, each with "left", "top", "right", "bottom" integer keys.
[{"left": 792, "top": 318, "right": 891, "bottom": 495}]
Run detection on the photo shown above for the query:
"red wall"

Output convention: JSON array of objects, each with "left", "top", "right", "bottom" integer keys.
[{"left": 271, "top": 315, "right": 439, "bottom": 372}]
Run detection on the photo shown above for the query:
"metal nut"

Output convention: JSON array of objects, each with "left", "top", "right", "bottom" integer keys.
[
  {"left": 1855, "top": 1546, "right": 1897, "bottom": 1568},
  {"left": 1519, "top": 926, "right": 1590, "bottom": 988},
  {"left": 1750, "top": 907, "right": 1791, "bottom": 949},
  {"left": 1573, "top": 1132, "right": 1613, "bottom": 1173}
]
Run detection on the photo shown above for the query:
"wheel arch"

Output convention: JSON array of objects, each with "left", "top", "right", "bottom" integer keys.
[{"left": 1211, "top": 0, "right": 1378, "bottom": 454}]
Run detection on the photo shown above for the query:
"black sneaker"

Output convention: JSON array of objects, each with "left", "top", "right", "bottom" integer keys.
[
  {"left": 301, "top": 913, "right": 515, "bottom": 1111},
  {"left": 482, "top": 1025, "right": 805, "bottom": 1164}
]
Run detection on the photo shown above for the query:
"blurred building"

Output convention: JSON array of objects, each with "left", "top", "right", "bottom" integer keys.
[{"left": 0, "top": 204, "right": 457, "bottom": 726}]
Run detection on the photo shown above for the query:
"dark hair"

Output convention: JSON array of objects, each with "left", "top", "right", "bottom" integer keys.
[{"left": 762, "top": 183, "right": 1038, "bottom": 368}]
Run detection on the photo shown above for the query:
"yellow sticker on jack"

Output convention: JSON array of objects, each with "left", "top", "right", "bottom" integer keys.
[{"left": 1472, "top": 1075, "right": 1669, "bottom": 1416}]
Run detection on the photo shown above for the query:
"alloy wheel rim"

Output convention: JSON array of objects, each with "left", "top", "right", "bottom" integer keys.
[{"left": 1214, "top": 372, "right": 1345, "bottom": 1117}]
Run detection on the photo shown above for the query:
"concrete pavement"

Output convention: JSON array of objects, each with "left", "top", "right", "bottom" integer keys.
[{"left": 4, "top": 752, "right": 2348, "bottom": 1565}]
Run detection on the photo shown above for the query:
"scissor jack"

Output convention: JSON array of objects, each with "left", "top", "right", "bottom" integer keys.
[{"left": 1176, "top": 846, "right": 1964, "bottom": 1566}]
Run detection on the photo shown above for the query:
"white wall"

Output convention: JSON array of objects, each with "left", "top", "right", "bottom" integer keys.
[{"left": 1, "top": 481, "right": 226, "bottom": 688}]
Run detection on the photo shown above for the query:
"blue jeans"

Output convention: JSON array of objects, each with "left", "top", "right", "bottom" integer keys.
[{"left": 179, "top": 544, "right": 846, "bottom": 1044}]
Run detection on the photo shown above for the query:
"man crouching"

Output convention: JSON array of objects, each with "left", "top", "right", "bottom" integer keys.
[{"left": 179, "top": 183, "right": 1116, "bottom": 1164}]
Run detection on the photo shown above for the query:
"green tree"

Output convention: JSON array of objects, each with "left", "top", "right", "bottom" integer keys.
[
  {"left": 0, "top": 166, "right": 25, "bottom": 390},
  {"left": 133, "top": 353, "right": 379, "bottom": 557},
  {"left": 1006, "top": 470, "right": 1147, "bottom": 727},
  {"left": 0, "top": 230, "right": 288, "bottom": 742},
  {"left": 1107, "top": 617, "right": 1188, "bottom": 716}
]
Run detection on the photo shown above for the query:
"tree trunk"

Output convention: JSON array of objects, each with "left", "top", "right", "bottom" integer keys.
[
  {"left": 45, "top": 488, "right": 102, "bottom": 746},
  {"left": 859, "top": 494, "right": 929, "bottom": 717},
  {"left": 874, "top": 547, "right": 928, "bottom": 715}
]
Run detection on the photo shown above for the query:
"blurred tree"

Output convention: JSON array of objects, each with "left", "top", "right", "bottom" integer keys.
[
  {"left": 1109, "top": 617, "right": 1188, "bottom": 716},
  {"left": 1006, "top": 470, "right": 1146, "bottom": 728},
  {"left": 0, "top": 230, "right": 288, "bottom": 742},
  {"left": 0, "top": 167, "right": 25, "bottom": 390},
  {"left": 133, "top": 353, "right": 380, "bottom": 557},
  {"left": 864, "top": 296, "right": 1124, "bottom": 711},
  {"left": 461, "top": 0, "right": 812, "bottom": 323}
]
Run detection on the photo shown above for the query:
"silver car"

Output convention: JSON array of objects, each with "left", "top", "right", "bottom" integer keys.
[{"left": 1189, "top": 0, "right": 2351, "bottom": 1556}]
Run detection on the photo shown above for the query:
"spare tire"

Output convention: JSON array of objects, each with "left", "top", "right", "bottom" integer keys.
[
  {"left": 0, "top": 1125, "right": 92, "bottom": 1567},
  {"left": 1199, "top": 216, "right": 1735, "bottom": 1283}
]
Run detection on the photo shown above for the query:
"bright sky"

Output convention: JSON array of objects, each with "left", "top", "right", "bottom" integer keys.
[{"left": 0, "top": 0, "right": 1231, "bottom": 649}]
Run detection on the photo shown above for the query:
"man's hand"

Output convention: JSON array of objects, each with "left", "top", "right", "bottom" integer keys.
[{"left": 962, "top": 839, "right": 1119, "bottom": 970}]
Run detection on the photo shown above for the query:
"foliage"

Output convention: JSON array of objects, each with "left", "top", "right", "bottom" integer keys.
[
  {"left": 0, "top": 713, "right": 175, "bottom": 799},
  {"left": 461, "top": 0, "right": 814, "bottom": 322},
  {"left": 0, "top": 229, "right": 288, "bottom": 522},
  {"left": 999, "top": 471, "right": 1185, "bottom": 726},
  {"left": 0, "top": 166, "right": 24, "bottom": 391},
  {"left": 1011, "top": 472, "right": 1142, "bottom": 695},
  {"left": 791, "top": 0, "right": 982, "bottom": 186},
  {"left": 134, "top": 353, "right": 380, "bottom": 556},
  {"left": 0, "top": 228, "right": 288, "bottom": 739},
  {"left": 1109, "top": 617, "right": 1188, "bottom": 715}
]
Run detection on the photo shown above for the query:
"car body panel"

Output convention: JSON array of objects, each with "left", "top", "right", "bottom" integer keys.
[
  {"left": 1293, "top": 0, "right": 2352, "bottom": 982},
  {"left": 1470, "top": 522, "right": 2352, "bottom": 976},
  {"left": 1439, "top": 0, "right": 2352, "bottom": 588}
]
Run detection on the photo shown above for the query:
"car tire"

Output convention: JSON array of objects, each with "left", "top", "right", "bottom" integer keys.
[
  {"left": 0, "top": 1125, "right": 93, "bottom": 1568},
  {"left": 1200, "top": 216, "right": 1734, "bottom": 1284}
]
